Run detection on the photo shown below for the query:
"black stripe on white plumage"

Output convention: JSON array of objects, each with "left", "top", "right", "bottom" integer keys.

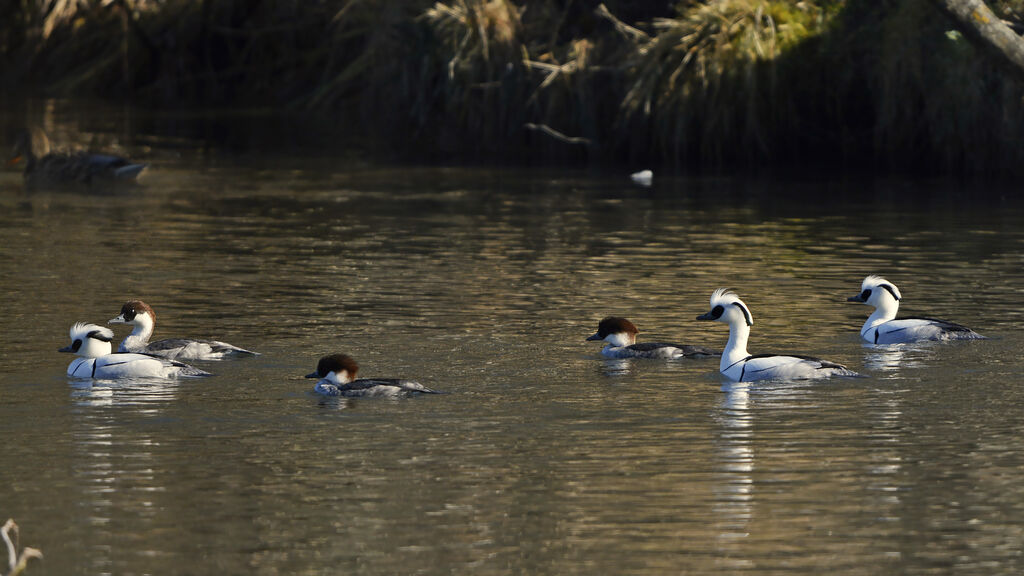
[
  {"left": 586, "top": 316, "right": 719, "bottom": 359},
  {"left": 59, "top": 322, "right": 211, "bottom": 379},
  {"left": 847, "top": 275, "right": 984, "bottom": 344},
  {"left": 696, "top": 289, "right": 860, "bottom": 382}
]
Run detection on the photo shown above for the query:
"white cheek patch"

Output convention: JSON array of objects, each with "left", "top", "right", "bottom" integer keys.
[
  {"left": 326, "top": 370, "right": 351, "bottom": 385},
  {"left": 605, "top": 333, "right": 632, "bottom": 347}
]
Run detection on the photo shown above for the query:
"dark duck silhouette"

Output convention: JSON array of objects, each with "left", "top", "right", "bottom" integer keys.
[{"left": 8, "top": 127, "right": 147, "bottom": 184}]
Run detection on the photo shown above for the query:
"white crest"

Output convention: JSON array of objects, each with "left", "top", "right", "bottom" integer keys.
[
  {"left": 861, "top": 275, "right": 902, "bottom": 300},
  {"left": 70, "top": 322, "right": 114, "bottom": 341},
  {"left": 709, "top": 288, "right": 738, "bottom": 306},
  {"left": 709, "top": 288, "right": 753, "bottom": 326}
]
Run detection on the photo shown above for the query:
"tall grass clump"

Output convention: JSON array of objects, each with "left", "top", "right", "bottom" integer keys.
[
  {"left": 620, "top": 0, "right": 831, "bottom": 167},
  {"left": 417, "top": 1, "right": 529, "bottom": 155}
]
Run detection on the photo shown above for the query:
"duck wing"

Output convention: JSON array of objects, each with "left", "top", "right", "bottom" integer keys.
[
  {"left": 35, "top": 152, "right": 146, "bottom": 183},
  {"left": 738, "top": 353, "right": 860, "bottom": 381},
  {"left": 143, "top": 338, "right": 257, "bottom": 360},
  {"left": 629, "top": 342, "right": 720, "bottom": 357},
  {"left": 899, "top": 317, "right": 984, "bottom": 339},
  {"left": 346, "top": 378, "right": 439, "bottom": 394}
]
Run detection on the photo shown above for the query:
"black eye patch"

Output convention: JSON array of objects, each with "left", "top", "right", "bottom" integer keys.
[
  {"left": 710, "top": 305, "right": 724, "bottom": 319},
  {"left": 861, "top": 289, "right": 871, "bottom": 300},
  {"left": 71, "top": 339, "right": 82, "bottom": 352}
]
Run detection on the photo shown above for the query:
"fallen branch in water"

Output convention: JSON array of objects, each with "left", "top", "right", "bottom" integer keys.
[
  {"left": 524, "top": 123, "right": 592, "bottom": 146},
  {"left": 2, "top": 520, "right": 42, "bottom": 576}
]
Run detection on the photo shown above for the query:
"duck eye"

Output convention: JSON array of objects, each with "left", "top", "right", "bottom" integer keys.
[
  {"left": 861, "top": 289, "right": 871, "bottom": 300},
  {"left": 711, "top": 305, "right": 724, "bottom": 319},
  {"left": 71, "top": 339, "right": 82, "bottom": 352}
]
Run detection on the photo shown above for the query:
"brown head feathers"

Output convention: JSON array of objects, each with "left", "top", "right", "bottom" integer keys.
[
  {"left": 316, "top": 353, "right": 360, "bottom": 378},
  {"left": 119, "top": 300, "right": 155, "bottom": 322},
  {"left": 594, "top": 316, "right": 639, "bottom": 338}
]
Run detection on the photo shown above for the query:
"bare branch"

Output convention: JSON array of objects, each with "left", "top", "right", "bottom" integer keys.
[
  {"left": 2, "top": 519, "right": 42, "bottom": 576},
  {"left": 524, "top": 123, "right": 591, "bottom": 146},
  {"left": 594, "top": 3, "right": 650, "bottom": 43},
  {"left": 930, "top": 0, "right": 1024, "bottom": 74},
  {"left": 2, "top": 520, "right": 16, "bottom": 574}
]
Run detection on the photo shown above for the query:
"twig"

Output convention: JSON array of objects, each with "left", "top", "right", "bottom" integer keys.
[
  {"left": 524, "top": 60, "right": 578, "bottom": 74},
  {"left": 594, "top": 3, "right": 650, "bottom": 42},
  {"left": 524, "top": 123, "right": 592, "bottom": 146},
  {"left": 524, "top": 59, "right": 579, "bottom": 90},
  {"left": 332, "top": 0, "right": 364, "bottom": 24}
]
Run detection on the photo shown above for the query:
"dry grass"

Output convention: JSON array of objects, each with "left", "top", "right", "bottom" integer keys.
[{"left": 620, "top": 0, "right": 828, "bottom": 165}]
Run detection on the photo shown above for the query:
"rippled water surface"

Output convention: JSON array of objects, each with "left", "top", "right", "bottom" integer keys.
[{"left": 1, "top": 106, "right": 1023, "bottom": 575}]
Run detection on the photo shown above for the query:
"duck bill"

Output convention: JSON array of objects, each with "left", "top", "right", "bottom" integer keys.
[
  {"left": 696, "top": 311, "right": 716, "bottom": 321},
  {"left": 847, "top": 294, "right": 866, "bottom": 303},
  {"left": 58, "top": 345, "right": 74, "bottom": 353},
  {"left": 6, "top": 155, "right": 22, "bottom": 166},
  {"left": 108, "top": 315, "right": 126, "bottom": 324},
  {"left": 305, "top": 372, "right": 320, "bottom": 379},
  {"left": 585, "top": 332, "right": 603, "bottom": 341}
]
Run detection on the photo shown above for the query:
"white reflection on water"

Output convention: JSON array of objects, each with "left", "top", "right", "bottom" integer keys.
[
  {"left": 69, "top": 378, "right": 181, "bottom": 407},
  {"left": 713, "top": 381, "right": 754, "bottom": 558},
  {"left": 599, "top": 358, "right": 634, "bottom": 377},
  {"left": 70, "top": 378, "right": 176, "bottom": 572},
  {"left": 864, "top": 389, "right": 906, "bottom": 494},
  {"left": 861, "top": 343, "right": 928, "bottom": 374},
  {"left": 315, "top": 395, "right": 353, "bottom": 410}
]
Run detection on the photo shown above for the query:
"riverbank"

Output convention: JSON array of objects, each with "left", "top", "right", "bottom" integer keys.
[{"left": 3, "top": 0, "right": 1024, "bottom": 176}]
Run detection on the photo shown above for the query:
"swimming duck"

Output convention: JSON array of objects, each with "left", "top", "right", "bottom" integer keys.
[
  {"left": 586, "top": 316, "right": 719, "bottom": 359},
  {"left": 697, "top": 289, "right": 861, "bottom": 382},
  {"left": 847, "top": 275, "right": 985, "bottom": 344},
  {"left": 59, "top": 322, "right": 211, "bottom": 379},
  {"left": 109, "top": 300, "right": 259, "bottom": 361},
  {"left": 305, "top": 353, "right": 438, "bottom": 397},
  {"left": 8, "top": 127, "right": 146, "bottom": 183}
]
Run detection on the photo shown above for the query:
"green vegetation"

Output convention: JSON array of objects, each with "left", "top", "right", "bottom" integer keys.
[{"left": 3, "top": 0, "right": 1024, "bottom": 174}]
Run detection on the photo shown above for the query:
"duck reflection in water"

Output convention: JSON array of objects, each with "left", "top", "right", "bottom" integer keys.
[
  {"left": 860, "top": 343, "right": 929, "bottom": 373},
  {"left": 599, "top": 357, "right": 634, "bottom": 377},
  {"left": 714, "top": 381, "right": 755, "bottom": 545},
  {"left": 69, "top": 379, "right": 182, "bottom": 408}
]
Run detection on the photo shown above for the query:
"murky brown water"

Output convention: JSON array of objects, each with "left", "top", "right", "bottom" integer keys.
[{"left": 1, "top": 102, "right": 1023, "bottom": 575}]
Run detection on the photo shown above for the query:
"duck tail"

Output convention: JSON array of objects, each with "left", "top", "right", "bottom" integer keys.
[{"left": 114, "top": 163, "right": 147, "bottom": 180}]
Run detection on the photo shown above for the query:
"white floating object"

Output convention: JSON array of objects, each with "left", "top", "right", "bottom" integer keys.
[{"left": 630, "top": 169, "right": 653, "bottom": 186}]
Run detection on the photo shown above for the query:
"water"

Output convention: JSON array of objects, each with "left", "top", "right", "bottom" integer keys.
[{"left": 1, "top": 105, "right": 1023, "bottom": 575}]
